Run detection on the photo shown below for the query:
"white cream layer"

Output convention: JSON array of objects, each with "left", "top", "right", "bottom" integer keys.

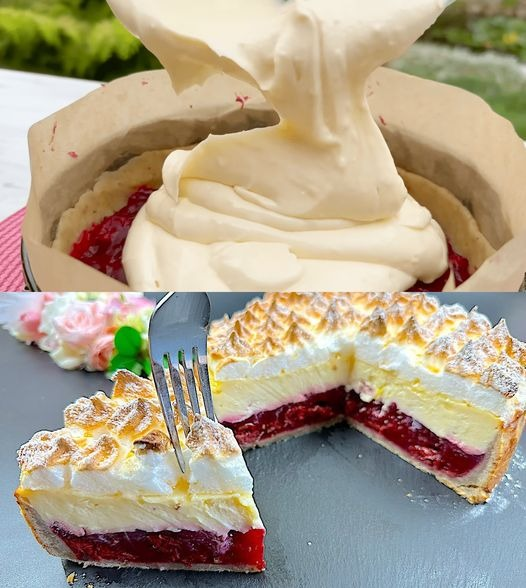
[
  {"left": 21, "top": 449, "right": 253, "bottom": 496},
  {"left": 107, "top": 0, "right": 450, "bottom": 291},
  {"left": 21, "top": 489, "right": 262, "bottom": 536}
]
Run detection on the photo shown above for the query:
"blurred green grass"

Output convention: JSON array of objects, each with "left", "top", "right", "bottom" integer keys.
[
  {"left": 0, "top": 0, "right": 160, "bottom": 79},
  {"left": 390, "top": 43, "right": 526, "bottom": 138}
]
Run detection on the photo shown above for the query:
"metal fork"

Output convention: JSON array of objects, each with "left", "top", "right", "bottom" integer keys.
[{"left": 148, "top": 292, "right": 215, "bottom": 473}]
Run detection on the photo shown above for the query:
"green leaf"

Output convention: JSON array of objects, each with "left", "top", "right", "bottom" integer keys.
[
  {"left": 142, "top": 357, "right": 152, "bottom": 377},
  {"left": 110, "top": 353, "right": 143, "bottom": 375},
  {"left": 114, "top": 326, "right": 142, "bottom": 356}
]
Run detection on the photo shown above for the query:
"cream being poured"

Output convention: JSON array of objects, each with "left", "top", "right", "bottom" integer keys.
[{"left": 108, "top": 0, "right": 450, "bottom": 290}]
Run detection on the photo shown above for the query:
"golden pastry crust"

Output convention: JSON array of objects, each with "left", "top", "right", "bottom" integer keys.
[{"left": 13, "top": 495, "right": 76, "bottom": 560}]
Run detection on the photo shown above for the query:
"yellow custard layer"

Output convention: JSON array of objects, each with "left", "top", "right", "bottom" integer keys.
[
  {"left": 213, "top": 353, "right": 352, "bottom": 423},
  {"left": 213, "top": 355, "right": 501, "bottom": 453},
  {"left": 16, "top": 488, "right": 261, "bottom": 536},
  {"left": 350, "top": 360, "right": 500, "bottom": 453}
]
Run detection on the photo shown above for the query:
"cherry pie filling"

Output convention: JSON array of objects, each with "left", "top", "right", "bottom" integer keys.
[
  {"left": 225, "top": 387, "right": 485, "bottom": 477},
  {"left": 70, "top": 187, "right": 472, "bottom": 289},
  {"left": 51, "top": 525, "right": 265, "bottom": 570}
]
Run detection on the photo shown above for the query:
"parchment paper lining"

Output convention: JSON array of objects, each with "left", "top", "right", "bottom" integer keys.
[{"left": 23, "top": 69, "right": 526, "bottom": 291}]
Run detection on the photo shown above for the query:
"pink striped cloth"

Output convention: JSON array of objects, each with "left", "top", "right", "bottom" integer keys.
[{"left": 0, "top": 208, "right": 26, "bottom": 292}]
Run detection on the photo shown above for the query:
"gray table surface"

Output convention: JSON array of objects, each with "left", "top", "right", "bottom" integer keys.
[{"left": 1, "top": 293, "right": 525, "bottom": 588}]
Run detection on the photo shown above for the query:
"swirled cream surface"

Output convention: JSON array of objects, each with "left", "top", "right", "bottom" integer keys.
[{"left": 108, "top": 0, "right": 450, "bottom": 291}]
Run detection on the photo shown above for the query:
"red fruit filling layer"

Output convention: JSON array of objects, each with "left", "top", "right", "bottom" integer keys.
[
  {"left": 51, "top": 525, "right": 265, "bottom": 571},
  {"left": 225, "top": 388, "right": 484, "bottom": 477},
  {"left": 70, "top": 189, "right": 471, "bottom": 290},
  {"left": 224, "top": 387, "right": 347, "bottom": 447},
  {"left": 346, "top": 391, "right": 485, "bottom": 477},
  {"left": 70, "top": 186, "right": 155, "bottom": 283}
]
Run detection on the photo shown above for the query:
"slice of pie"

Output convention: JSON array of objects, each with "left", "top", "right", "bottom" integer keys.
[
  {"left": 208, "top": 293, "right": 526, "bottom": 504},
  {"left": 15, "top": 370, "right": 266, "bottom": 572}
]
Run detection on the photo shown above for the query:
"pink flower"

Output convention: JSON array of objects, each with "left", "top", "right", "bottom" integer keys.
[
  {"left": 53, "top": 302, "right": 108, "bottom": 349},
  {"left": 87, "top": 333, "right": 115, "bottom": 371},
  {"left": 18, "top": 310, "right": 45, "bottom": 343}
]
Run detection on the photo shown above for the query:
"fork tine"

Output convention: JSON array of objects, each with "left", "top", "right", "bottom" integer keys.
[
  {"left": 151, "top": 360, "right": 186, "bottom": 473},
  {"left": 192, "top": 347, "right": 215, "bottom": 420},
  {"left": 179, "top": 349, "right": 201, "bottom": 416},
  {"left": 166, "top": 353, "right": 190, "bottom": 436}
]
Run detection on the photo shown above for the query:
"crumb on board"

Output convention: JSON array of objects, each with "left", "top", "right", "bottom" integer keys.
[{"left": 66, "top": 571, "right": 76, "bottom": 585}]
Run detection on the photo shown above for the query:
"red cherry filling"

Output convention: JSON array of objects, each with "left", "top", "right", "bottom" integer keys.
[
  {"left": 344, "top": 392, "right": 484, "bottom": 477},
  {"left": 224, "top": 387, "right": 347, "bottom": 448},
  {"left": 70, "top": 186, "right": 155, "bottom": 283},
  {"left": 70, "top": 189, "right": 472, "bottom": 290},
  {"left": 225, "top": 387, "right": 484, "bottom": 478},
  {"left": 51, "top": 525, "right": 265, "bottom": 570}
]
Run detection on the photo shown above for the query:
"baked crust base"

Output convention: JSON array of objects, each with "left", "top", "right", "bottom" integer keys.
[
  {"left": 65, "top": 559, "right": 263, "bottom": 573},
  {"left": 53, "top": 150, "right": 170, "bottom": 254},
  {"left": 348, "top": 415, "right": 525, "bottom": 505}
]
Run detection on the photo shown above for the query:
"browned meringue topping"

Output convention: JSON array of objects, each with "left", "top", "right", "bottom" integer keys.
[
  {"left": 446, "top": 338, "right": 500, "bottom": 380},
  {"left": 209, "top": 293, "right": 526, "bottom": 401},
  {"left": 64, "top": 392, "right": 112, "bottom": 430},
  {"left": 318, "top": 302, "right": 348, "bottom": 333},
  {"left": 361, "top": 309, "right": 388, "bottom": 338},
  {"left": 18, "top": 430, "right": 77, "bottom": 472},
  {"left": 224, "top": 330, "right": 252, "bottom": 357},
  {"left": 384, "top": 303, "right": 407, "bottom": 330},
  {"left": 232, "top": 319, "right": 249, "bottom": 339},
  {"left": 18, "top": 369, "right": 237, "bottom": 473},
  {"left": 133, "top": 429, "right": 171, "bottom": 454},
  {"left": 509, "top": 339, "right": 526, "bottom": 367},
  {"left": 107, "top": 397, "right": 159, "bottom": 439},
  {"left": 488, "top": 320, "right": 513, "bottom": 352},
  {"left": 480, "top": 355, "right": 526, "bottom": 398},
  {"left": 424, "top": 304, "right": 468, "bottom": 334},
  {"left": 186, "top": 415, "right": 239, "bottom": 458},
  {"left": 72, "top": 434, "right": 121, "bottom": 471},
  {"left": 112, "top": 369, "right": 156, "bottom": 399},
  {"left": 397, "top": 317, "right": 432, "bottom": 347},
  {"left": 284, "top": 322, "right": 312, "bottom": 346},
  {"left": 426, "top": 331, "right": 469, "bottom": 363},
  {"left": 411, "top": 293, "right": 440, "bottom": 316},
  {"left": 261, "top": 336, "right": 284, "bottom": 355},
  {"left": 462, "top": 309, "right": 492, "bottom": 337}
]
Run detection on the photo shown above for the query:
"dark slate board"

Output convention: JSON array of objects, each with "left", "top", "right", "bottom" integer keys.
[{"left": 2, "top": 293, "right": 526, "bottom": 588}]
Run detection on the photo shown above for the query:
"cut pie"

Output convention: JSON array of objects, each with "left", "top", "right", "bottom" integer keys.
[
  {"left": 208, "top": 293, "right": 526, "bottom": 504},
  {"left": 15, "top": 371, "right": 265, "bottom": 572}
]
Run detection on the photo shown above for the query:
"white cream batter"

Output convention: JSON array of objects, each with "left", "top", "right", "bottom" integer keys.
[{"left": 108, "top": 0, "right": 451, "bottom": 290}]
